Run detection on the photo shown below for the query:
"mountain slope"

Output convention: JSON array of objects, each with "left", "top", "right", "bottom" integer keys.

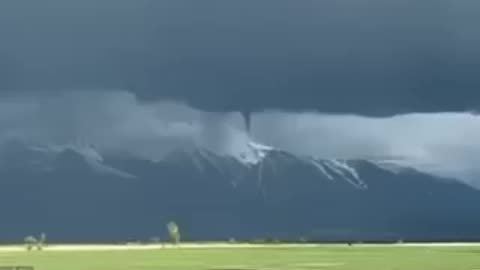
[{"left": 0, "top": 140, "right": 479, "bottom": 242}]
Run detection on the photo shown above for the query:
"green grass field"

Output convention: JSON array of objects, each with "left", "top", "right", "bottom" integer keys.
[{"left": 1, "top": 245, "right": 480, "bottom": 270}]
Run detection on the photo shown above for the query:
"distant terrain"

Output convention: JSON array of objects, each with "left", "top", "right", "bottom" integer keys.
[{"left": 1, "top": 140, "right": 480, "bottom": 242}]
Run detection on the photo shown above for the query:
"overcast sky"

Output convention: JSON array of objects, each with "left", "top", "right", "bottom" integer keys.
[{"left": 0, "top": 0, "right": 479, "bottom": 114}]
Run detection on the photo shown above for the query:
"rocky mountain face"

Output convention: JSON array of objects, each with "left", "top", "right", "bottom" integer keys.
[{"left": 0, "top": 140, "right": 479, "bottom": 243}]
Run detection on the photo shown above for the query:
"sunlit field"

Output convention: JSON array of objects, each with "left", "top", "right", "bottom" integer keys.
[{"left": 0, "top": 244, "right": 479, "bottom": 270}]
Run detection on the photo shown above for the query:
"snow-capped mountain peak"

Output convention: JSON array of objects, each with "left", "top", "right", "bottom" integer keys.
[{"left": 235, "top": 141, "right": 274, "bottom": 166}]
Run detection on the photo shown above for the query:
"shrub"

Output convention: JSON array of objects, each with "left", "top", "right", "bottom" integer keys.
[{"left": 24, "top": 236, "right": 37, "bottom": 251}]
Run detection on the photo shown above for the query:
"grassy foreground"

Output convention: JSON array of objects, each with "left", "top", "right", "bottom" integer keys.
[{"left": 0, "top": 244, "right": 479, "bottom": 270}]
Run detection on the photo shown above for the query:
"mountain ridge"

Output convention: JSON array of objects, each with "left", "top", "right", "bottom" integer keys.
[{"left": 0, "top": 140, "right": 478, "bottom": 242}]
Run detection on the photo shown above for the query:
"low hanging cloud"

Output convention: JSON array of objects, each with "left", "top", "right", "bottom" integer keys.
[
  {"left": 0, "top": 90, "right": 248, "bottom": 160},
  {"left": 251, "top": 112, "right": 480, "bottom": 186},
  {"left": 0, "top": 90, "right": 480, "bottom": 186}
]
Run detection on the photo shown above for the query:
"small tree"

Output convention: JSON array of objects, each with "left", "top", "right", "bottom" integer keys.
[
  {"left": 24, "top": 236, "right": 37, "bottom": 251},
  {"left": 37, "top": 233, "right": 47, "bottom": 250},
  {"left": 167, "top": 221, "right": 181, "bottom": 245}
]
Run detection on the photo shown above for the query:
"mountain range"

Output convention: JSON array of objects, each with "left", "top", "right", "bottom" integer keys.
[{"left": 0, "top": 139, "right": 479, "bottom": 243}]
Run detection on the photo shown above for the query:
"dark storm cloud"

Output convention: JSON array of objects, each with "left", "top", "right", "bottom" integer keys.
[{"left": 0, "top": 0, "right": 479, "bottom": 115}]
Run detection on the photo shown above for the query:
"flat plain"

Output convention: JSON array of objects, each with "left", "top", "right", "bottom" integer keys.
[{"left": 0, "top": 244, "right": 479, "bottom": 270}]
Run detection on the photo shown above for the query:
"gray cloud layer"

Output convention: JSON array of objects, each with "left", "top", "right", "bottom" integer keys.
[
  {"left": 0, "top": 90, "right": 249, "bottom": 160},
  {"left": 1, "top": 90, "right": 480, "bottom": 187},
  {"left": 252, "top": 112, "right": 480, "bottom": 186},
  {"left": 1, "top": 0, "right": 479, "bottom": 115}
]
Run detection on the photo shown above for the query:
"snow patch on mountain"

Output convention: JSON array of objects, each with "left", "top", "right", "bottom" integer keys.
[
  {"left": 236, "top": 141, "right": 273, "bottom": 165},
  {"left": 0, "top": 142, "right": 136, "bottom": 179},
  {"left": 370, "top": 158, "right": 419, "bottom": 175},
  {"left": 173, "top": 139, "right": 371, "bottom": 190},
  {"left": 50, "top": 144, "right": 104, "bottom": 163},
  {"left": 56, "top": 144, "right": 136, "bottom": 179},
  {"left": 308, "top": 158, "right": 367, "bottom": 189},
  {"left": 309, "top": 159, "right": 335, "bottom": 180}
]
